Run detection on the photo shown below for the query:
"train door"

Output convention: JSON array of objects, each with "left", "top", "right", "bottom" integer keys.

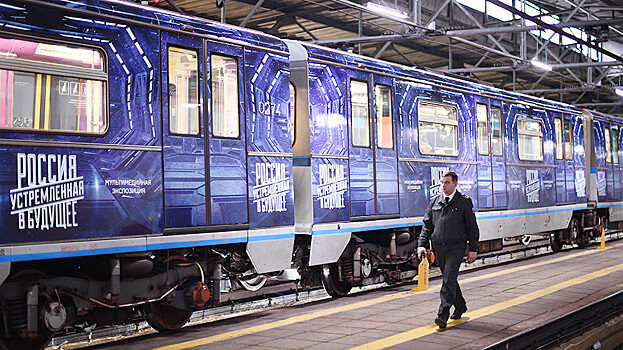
[
  {"left": 563, "top": 115, "right": 577, "bottom": 202},
  {"left": 162, "top": 33, "right": 208, "bottom": 228},
  {"left": 605, "top": 123, "right": 620, "bottom": 200},
  {"left": 348, "top": 71, "right": 374, "bottom": 217},
  {"left": 206, "top": 41, "right": 248, "bottom": 225},
  {"left": 476, "top": 97, "right": 506, "bottom": 209},
  {"left": 490, "top": 101, "right": 507, "bottom": 207},
  {"left": 554, "top": 113, "right": 567, "bottom": 203},
  {"left": 371, "top": 74, "right": 398, "bottom": 215}
]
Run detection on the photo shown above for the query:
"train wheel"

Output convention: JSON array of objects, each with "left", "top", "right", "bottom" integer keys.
[
  {"left": 321, "top": 264, "right": 351, "bottom": 297},
  {"left": 145, "top": 302, "right": 193, "bottom": 332},
  {"left": 570, "top": 218, "right": 588, "bottom": 248},
  {"left": 550, "top": 231, "right": 563, "bottom": 252}
]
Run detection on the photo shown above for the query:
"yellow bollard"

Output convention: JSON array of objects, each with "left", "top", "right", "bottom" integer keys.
[
  {"left": 598, "top": 226, "right": 606, "bottom": 250},
  {"left": 413, "top": 254, "right": 429, "bottom": 292}
]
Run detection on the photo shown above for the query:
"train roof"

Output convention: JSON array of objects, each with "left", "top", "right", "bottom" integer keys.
[
  {"left": 27, "top": 0, "right": 288, "bottom": 53},
  {"left": 292, "top": 40, "right": 581, "bottom": 115}
]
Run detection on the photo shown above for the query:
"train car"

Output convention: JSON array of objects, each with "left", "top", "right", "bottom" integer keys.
[
  {"left": 0, "top": 0, "right": 294, "bottom": 348},
  {"left": 286, "top": 40, "right": 612, "bottom": 297}
]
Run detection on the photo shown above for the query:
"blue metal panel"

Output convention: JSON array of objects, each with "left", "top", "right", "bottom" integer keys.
[
  {"left": 245, "top": 50, "right": 292, "bottom": 155},
  {"left": 247, "top": 156, "right": 294, "bottom": 228},
  {"left": 564, "top": 114, "right": 577, "bottom": 203},
  {"left": 308, "top": 63, "right": 347, "bottom": 157},
  {"left": 245, "top": 48, "right": 293, "bottom": 228},
  {"left": 311, "top": 158, "right": 349, "bottom": 223},
  {"left": 307, "top": 62, "right": 349, "bottom": 223},
  {"left": 208, "top": 42, "right": 247, "bottom": 225},
  {"left": 491, "top": 100, "right": 507, "bottom": 208},
  {"left": 162, "top": 32, "right": 207, "bottom": 228},
  {"left": 573, "top": 115, "right": 587, "bottom": 203}
]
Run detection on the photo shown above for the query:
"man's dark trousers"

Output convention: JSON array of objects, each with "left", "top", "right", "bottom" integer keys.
[{"left": 433, "top": 242, "right": 466, "bottom": 321}]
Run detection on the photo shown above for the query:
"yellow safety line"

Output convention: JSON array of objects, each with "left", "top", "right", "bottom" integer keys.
[
  {"left": 44, "top": 75, "right": 51, "bottom": 130},
  {"left": 34, "top": 74, "right": 42, "bottom": 129},
  {"left": 350, "top": 262, "right": 623, "bottom": 350},
  {"left": 151, "top": 244, "right": 621, "bottom": 350}
]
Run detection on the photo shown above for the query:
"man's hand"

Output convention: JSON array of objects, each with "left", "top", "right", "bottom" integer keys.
[
  {"left": 417, "top": 246, "right": 427, "bottom": 258},
  {"left": 467, "top": 251, "right": 477, "bottom": 264}
]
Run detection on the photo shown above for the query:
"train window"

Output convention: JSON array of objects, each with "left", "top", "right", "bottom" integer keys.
[
  {"left": 417, "top": 101, "right": 459, "bottom": 156},
  {"left": 211, "top": 54, "right": 239, "bottom": 138},
  {"left": 491, "top": 106, "right": 502, "bottom": 156},
  {"left": 0, "top": 36, "right": 107, "bottom": 134},
  {"left": 517, "top": 118, "right": 543, "bottom": 161},
  {"left": 168, "top": 46, "right": 199, "bottom": 135},
  {"left": 350, "top": 80, "right": 370, "bottom": 147},
  {"left": 613, "top": 129, "right": 619, "bottom": 164},
  {"left": 564, "top": 120, "right": 572, "bottom": 160},
  {"left": 375, "top": 84, "right": 393, "bottom": 149},
  {"left": 554, "top": 118, "right": 563, "bottom": 160},
  {"left": 290, "top": 83, "right": 295, "bottom": 146},
  {"left": 605, "top": 127, "right": 611, "bottom": 163},
  {"left": 477, "top": 103, "right": 488, "bottom": 155}
]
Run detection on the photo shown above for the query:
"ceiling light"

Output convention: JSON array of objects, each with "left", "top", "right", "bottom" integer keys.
[
  {"left": 530, "top": 59, "right": 552, "bottom": 71},
  {"left": 616, "top": 88, "right": 623, "bottom": 97},
  {"left": 366, "top": 2, "right": 408, "bottom": 19}
]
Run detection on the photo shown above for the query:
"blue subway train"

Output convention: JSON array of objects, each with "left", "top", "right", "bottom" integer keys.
[{"left": 0, "top": 0, "right": 620, "bottom": 348}]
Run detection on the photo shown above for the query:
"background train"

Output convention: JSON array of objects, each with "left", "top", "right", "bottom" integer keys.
[{"left": 0, "top": 0, "right": 620, "bottom": 349}]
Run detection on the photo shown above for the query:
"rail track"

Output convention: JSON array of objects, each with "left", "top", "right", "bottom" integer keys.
[{"left": 47, "top": 231, "right": 623, "bottom": 349}]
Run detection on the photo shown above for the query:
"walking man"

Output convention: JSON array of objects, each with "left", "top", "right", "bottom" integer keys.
[{"left": 417, "top": 171, "right": 479, "bottom": 329}]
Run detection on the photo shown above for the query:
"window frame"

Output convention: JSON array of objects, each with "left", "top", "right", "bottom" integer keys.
[
  {"left": 210, "top": 52, "right": 241, "bottom": 139},
  {"left": 564, "top": 119, "right": 572, "bottom": 160},
  {"left": 417, "top": 100, "right": 459, "bottom": 157},
  {"left": 554, "top": 117, "right": 563, "bottom": 160},
  {"left": 517, "top": 117, "right": 544, "bottom": 162},
  {"left": 290, "top": 82, "right": 296, "bottom": 146},
  {"left": 605, "top": 127, "right": 612, "bottom": 163},
  {"left": 167, "top": 45, "right": 201, "bottom": 137},
  {"left": 490, "top": 105, "right": 503, "bottom": 157},
  {"left": 350, "top": 78, "right": 371, "bottom": 148},
  {"left": 612, "top": 126, "right": 619, "bottom": 165},
  {"left": 0, "top": 34, "right": 109, "bottom": 136},
  {"left": 476, "top": 102, "right": 489, "bottom": 155},
  {"left": 374, "top": 83, "right": 394, "bottom": 149}
]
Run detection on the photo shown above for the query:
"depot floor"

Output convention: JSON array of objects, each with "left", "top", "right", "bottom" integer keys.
[{"left": 90, "top": 243, "right": 623, "bottom": 350}]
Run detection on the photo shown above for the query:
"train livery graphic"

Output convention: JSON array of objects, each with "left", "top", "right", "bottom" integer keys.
[{"left": 0, "top": 0, "right": 620, "bottom": 348}]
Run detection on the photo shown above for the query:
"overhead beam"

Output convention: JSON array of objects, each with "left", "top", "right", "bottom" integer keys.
[
  {"left": 516, "top": 87, "right": 612, "bottom": 94},
  {"left": 575, "top": 102, "right": 623, "bottom": 107},
  {"left": 445, "top": 61, "right": 623, "bottom": 73},
  {"left": 486, "top": 0, "right": 623, "bottom": 63}
]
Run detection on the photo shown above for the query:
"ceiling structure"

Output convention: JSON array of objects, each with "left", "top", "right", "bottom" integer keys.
[{"left": 149, "top": 0, "right": 623, "bottom": 115}]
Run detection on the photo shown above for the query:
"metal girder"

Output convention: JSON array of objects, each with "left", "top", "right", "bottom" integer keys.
[
  {"left": 445, "top": 60, "right": 623, "bottom": 73},
  {"left": 312, "top": 17, "right": 623, "bottom": 45},
  {"left": 240, "top": 0, "right": 266, "bottom": 27},
  {"left": 575, "top": 102, "right": 623, "bottom": 107},
  {"left": 516, "top": 86, "right": 610, "bottom": 94},
  {"left": 486, "top": 0, "right": 623, "bottom": 63},
  {"left": 327, "top": 0, "right": 430, "bottom": 31}
]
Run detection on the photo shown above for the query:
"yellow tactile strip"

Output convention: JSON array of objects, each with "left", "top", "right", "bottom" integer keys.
[{"left": 152, "top": 244, "right": 621, "bottom": 350}]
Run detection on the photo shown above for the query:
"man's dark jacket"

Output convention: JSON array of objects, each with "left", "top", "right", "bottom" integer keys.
[{"left": 417, "top": 190, "right": 480, "bottom": 252}]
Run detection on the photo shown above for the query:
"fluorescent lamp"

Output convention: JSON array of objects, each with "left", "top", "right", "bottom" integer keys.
[
  {"left": 366, "top": 2, "right": 408, "bottom": 19},
  {"left": 616, "top": 88, "right": 623, "bottom": 97},
  {"left": 531, "top": 59, "right": 553, "bottom": 71}
]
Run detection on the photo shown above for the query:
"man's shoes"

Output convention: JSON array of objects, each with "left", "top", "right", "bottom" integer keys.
[
  {"left": 434, "top": 317, "right": 447, "bottom": 329},
  {"left": 450, "top": 306, "right": 467, "bottom": 320}
]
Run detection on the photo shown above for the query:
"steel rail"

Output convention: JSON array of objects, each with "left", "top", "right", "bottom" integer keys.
[{"left": 483, "top": 289, "right": 623, "bottom": 350}]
